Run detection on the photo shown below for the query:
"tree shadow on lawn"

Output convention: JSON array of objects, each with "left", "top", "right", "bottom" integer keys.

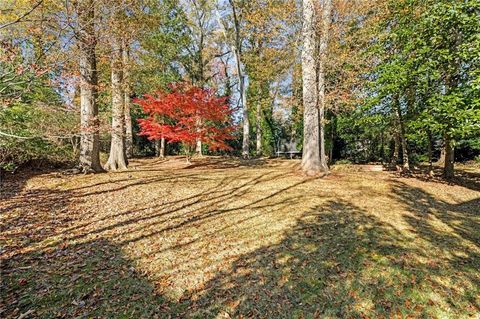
[
  {"left": 61, "top": 170, "right": 290, "bottom": 243},
  {"left": 183, "top": 157, "right": 271, "bottom": 170},
  {"left": 0, "top": 170, "right": 239, "bottom": 256},
  {"left": 0, "top": 186, "right": 79, "bottom": 259},
  {"left": 1, "top": 170, "right": 306, "bottom": 318},
  {"left": 0, "top": 169, "right": 45, "bottom": 202},
  {"left": 1, "top": 240, "right": 178, "bottom": 319},
  {"left": 2, "top": 179, "right": 479, "bottom": 318},
  {"left": 188, "top": 199, "right": 479, "bottom": 318},
  {"left": 410, "top": 165, "right": 480, "bottom": 192}
]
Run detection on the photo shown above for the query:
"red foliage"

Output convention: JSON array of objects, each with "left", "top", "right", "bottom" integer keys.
[{"left": 134, "top": 84, "right": 234, "bottom": 151}]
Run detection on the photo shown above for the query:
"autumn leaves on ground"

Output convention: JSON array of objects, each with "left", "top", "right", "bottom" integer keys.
[{"left": 1, "top": 157, "right": 479, "bottom": 318}]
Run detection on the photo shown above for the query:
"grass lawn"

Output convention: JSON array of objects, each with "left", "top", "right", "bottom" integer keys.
[{"left": 1, "top": 157, "right": 479, "bottom": 318}]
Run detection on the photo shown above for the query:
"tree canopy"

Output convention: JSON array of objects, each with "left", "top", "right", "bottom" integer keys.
[{"left": 0, "top": 0, "right": 478, "bottom": 177}]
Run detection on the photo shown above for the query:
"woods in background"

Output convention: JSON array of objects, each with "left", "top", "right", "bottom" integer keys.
[{"left": 1, "top": 0, "right": 479, "bottom": 177}]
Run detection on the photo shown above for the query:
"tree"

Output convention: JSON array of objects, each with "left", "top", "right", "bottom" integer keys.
[
  {"left": 123, "top": 42, "right": 134, "bottom": 158},
  {"left": 301, "top": 0, "right": 330, "bottom": 175},
  {"left": 76, "top": 0, "right": 103, "bottom": 173},
  {"left": 135, "top": 84, "right": 234, "bottom": 161},
  {"left": 216, "top": 0, "right": 250, "bottom": 158},
  {"left": 416, "top": 0, "right": 480, "bottom": 178},
  {"left": 242, "top": 0, "right": 297, "bottom": 157},
  {"left": 316, "top": 0, "right": 332, "bottom": 173},
  {"left": 183, "top": 0, "right": 217, "bottom": 156},
  {"left": 104, "top": 4, "right": 128, "bottom": 171},
  {"left": 364, "top": 0, "right": 480, "bottom": 177},
  {"left": 135, "top": 0, "right": 193, "bottom": 158}
]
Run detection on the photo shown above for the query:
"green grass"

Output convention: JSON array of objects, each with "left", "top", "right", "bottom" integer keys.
[{"left": 1, "top": 157, "right": 479, "bottom": 318}]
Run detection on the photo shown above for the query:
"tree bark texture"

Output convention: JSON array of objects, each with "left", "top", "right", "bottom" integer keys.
[
  {"left": 105, "top": 35, "right": 128, "bottom": 171},
  {"left": 77, "top": 0, "right": 103, "bottom": 173},
  {"left": 123, "top": 42, "right": 134, "bottom": 159}
]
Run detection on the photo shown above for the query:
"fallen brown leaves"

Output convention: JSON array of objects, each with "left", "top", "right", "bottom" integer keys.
[{"left": 1, "top": 157, "right": 479, "bottom": 318}]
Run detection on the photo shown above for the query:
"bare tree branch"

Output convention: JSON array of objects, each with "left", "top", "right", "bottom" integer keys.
[{"left": 0, "top": 0, "right": 45, "bottom": 30}]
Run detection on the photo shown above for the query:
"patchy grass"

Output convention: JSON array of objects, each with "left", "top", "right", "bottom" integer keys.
[{"left": 1, "top": 157, "right": 479, "bottom": 318}]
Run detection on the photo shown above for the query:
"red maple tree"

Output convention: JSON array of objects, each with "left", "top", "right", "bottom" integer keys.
[{"left": 135, "top": 84, "right": 234, "bottom": 155}]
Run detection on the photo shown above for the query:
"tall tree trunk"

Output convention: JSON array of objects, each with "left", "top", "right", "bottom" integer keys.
[
  {"left": 395, "top": 99, "right": 409, "bottom": 171},
  {"left": 123, "top": 42, "right": 133, "bottom": 159},
  {"left": 380, "top": 129, "right": 385, "bottom": 165},
  {"left": 195, "top": 116, "right": 203, "bottom": 156},
  {"left": 238, "top": 49, "right": 249, "bottom": 159},
  {"left": 231, "top": 0, "right": 249, "bottom": 158},
  {"left": 301, "top": 0, "right": 322, "bottom": 175},
  {"left": 195, "top": 32, "right": 205, "bottom": 156},
  {"left": 444, "top": 134, "right": 455, "bottom": 179},
  {"left": 155, "top": 140, "right": 160, "bottom": 156},
  {"left": 154, "top": 115, "right": 166, "bottom": 159},
  {"left": 77, "top": 0, "right": 103, "bottom": 173},
  {"left": 392, "top": 133, "right": 400, "bottom": 167},
  {"left": 317, "top": 0, "right": 332, "bottom": 172},
  {"left": 399, "top": 126, "right": 409, "bottom": 170},
  {"left": 427, "top": 130, "right": 434, "bottom": 175},
  {"left": 329, "top": 114, "right": 335, "bottom": 164},
  {"left": 216, "top": 3, "right": 249, "bottom": 158},
  {"left": 105, "top": 35, "right": 128, "bottom": 171},
  {"left": 195, "top": 140, "right": 202, "bottom": 156},
  {"left": 256, "top": 102, "right": 262, "bottom": 156}
]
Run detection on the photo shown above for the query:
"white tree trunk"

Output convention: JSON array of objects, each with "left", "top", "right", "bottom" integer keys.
[
  {"left": 240, "top": 73, "right": 249, "bottom": 158},
  {"left": 105, "top": 35, "right": 128, "bottom": 171},
  {"left": 392, "top": 132, "right": 400, "bottom": 167},
  {"left": 160, "top": 137, "right": 166, "bottom": 159},
  {"left": 77, "top": 0, "right": 103, "bottom": 173},
  {"left": 196, "top": 140, "right": 203, "bottom": 156},
  {"left": 301, "top": 0, "right": 322, "bottom": 175},
  {"left": 316, "top": 0, "right": 332, "bottom": 173},
  {"left": 123, "top": 42, "right": 133, "bottom": 159},
  {"left": 216, "top": 2, "right": 249, "bottom": 158},
  {"left": 195, "top": 118, "right": 203, "bottom": 156}
]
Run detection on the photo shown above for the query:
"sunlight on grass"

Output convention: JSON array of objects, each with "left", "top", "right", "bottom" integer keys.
[{"left": 1, "top": 158, "right": 479, "bottom": 318}]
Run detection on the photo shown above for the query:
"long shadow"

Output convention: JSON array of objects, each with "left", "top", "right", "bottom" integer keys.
[
  {"left": 121, "top": 176, "right": 311, "bottom": 246},
  {"left": 390, "top": 181, "right": 480, "bottom": 284},
  {"left": 1, "top": 171, "right": 211, "bottom": 214},
  {"left": 0, "top": 171, "right": 27, "bottom": 201},
  {"left": 391, "top": 180, "right": 479, "bottom": 245},
  {"left": 69, "top": 173, "right": 213, "bottom": 199},
  {"left": 3, "top": 161, "right": 479, "bottom": 318},
  {"left": 410, "top": 165, "right": 480, "bottom": 192},
  {"left": 186, "top": 200, "right": 479, "bottom": 318},
  {"left": 1, "top": 240, "right": 178, "bottom": 318},
  {"left": 64, "top": 172, "right": 286, "bottom": 243},
  {"left": 0, "top": 166, "right": 61, "bottom": 202},
  {"left": 1, "top": 186, "right": 80, "bottom": 258},
  {"left": 3, "top": 200, "right": 479, "bottom": 318},
  {"left": 183, "top": 157, "right": 269, "bottom": 170},
  {"left": 59, "top": 174, "right": 240, "bottom": 236}
]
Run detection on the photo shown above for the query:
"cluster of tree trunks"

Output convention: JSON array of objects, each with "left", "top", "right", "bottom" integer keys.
[{"left": 77, "top": 0, "right": 132, "bottom": 173}]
